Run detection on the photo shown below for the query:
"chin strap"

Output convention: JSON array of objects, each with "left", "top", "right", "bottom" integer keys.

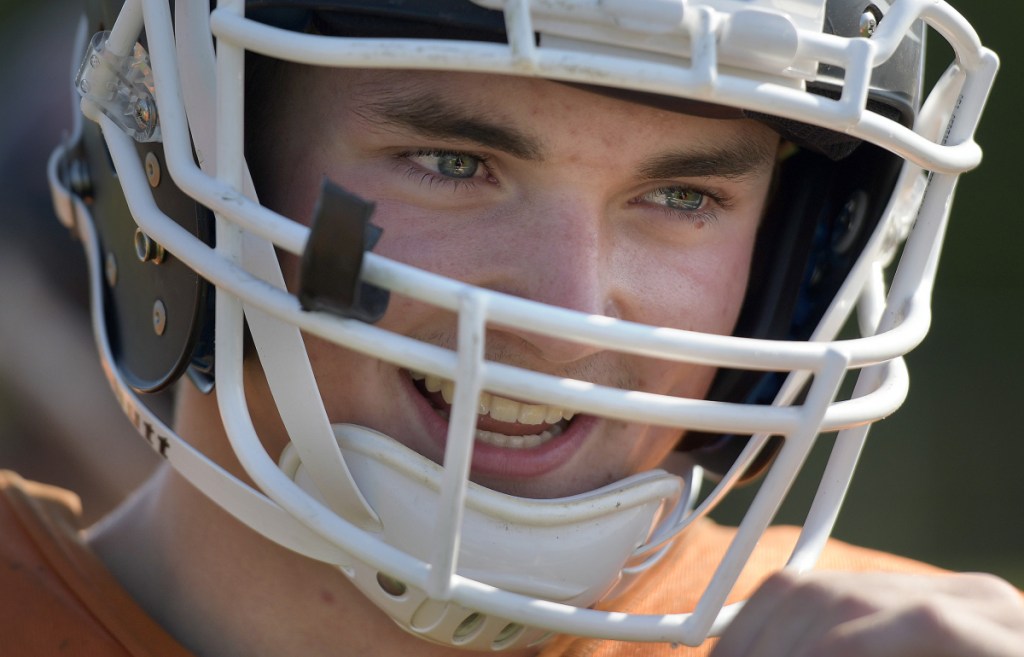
[
  {"left": 57, "top": 157, "right": 355, "bottom": 564},
  {"left": 241, "top": 227, "right": 382, "bottom": 530}
]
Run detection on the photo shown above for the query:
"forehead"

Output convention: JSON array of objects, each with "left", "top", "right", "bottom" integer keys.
[{"left": 292, "top": 66, "right": 779, "bottom": 159}]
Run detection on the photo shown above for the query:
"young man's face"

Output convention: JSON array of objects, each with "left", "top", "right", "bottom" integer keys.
[{"left": 255, "top": 67, "right": 780, "bottom": 499}]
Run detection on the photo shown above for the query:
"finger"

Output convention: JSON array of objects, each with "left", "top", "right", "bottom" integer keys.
[
  {"left": 709, "top": 572, "right": 794, "bottom": 657},
  {"left": 712, "top": 571, "right": 843, "bottom": 657},
  {"left": 811, "top": 603, "right": 1018, "bottom": 657},
  {"left": 713, "top": 571, "right": 901, "bottom": 657}
]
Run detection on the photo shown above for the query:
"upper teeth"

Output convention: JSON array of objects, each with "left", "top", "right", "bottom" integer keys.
[{"left": 411, "top": 371, "right": 576, "bottom": 425}]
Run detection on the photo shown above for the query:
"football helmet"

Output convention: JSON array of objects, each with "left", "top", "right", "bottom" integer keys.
[{"left": 48, "top": 0, "right": 997, "bottom": 650}]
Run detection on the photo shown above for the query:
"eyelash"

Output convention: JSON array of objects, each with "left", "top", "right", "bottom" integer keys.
[
  {"left": 631, "top": 185, "right": 729, "bottom": 224},
  {"left": 396, "top": 149, "right": 495, "bottom": 191},
  {"left": 396, "top": 149, "right": 730, "bottom": 224}
]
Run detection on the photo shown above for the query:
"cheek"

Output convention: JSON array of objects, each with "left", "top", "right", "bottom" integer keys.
[
  {"left": 618, "top": 233, "right": 756, "bottom": 404},
  {"left": 691, "top": 238, "right": 756, "bottom": 331},
  {"left": 622, "top": 235, "right": 755, "bottom": 336}
]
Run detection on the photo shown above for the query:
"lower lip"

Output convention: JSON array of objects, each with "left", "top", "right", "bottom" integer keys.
[{"left": 402, "top": 375, "right": 594, "bottom": 479}]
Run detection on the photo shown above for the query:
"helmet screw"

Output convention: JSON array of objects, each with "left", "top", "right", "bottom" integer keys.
[
  {"left": 105, "top": 252, "right": 118, "bottom": 287},
  {"left": 152, "top": 299, "right": 167, "bottom": 336},
  {"left": 859, "top": 5, "right": 882, "bottom": 37},
  {"left": 134, "top": 97, "right": 156, "bottom": 132},
  {"left": 134, "top": 228, "right": 166, "bottom": 264},
  {"left": 144, "top": 151, "right": 161, "bottom": 187}
]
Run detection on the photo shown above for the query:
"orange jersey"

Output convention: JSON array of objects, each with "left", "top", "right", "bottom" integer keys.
[
  {"left": 1, "top": 470, "right": 943, "bottom": 657},
  {"left": 0, "top": 471, "right": 192, "bottom": 656},
  {"left": 538, "top": 511, "right": 945, "bottom": 657}
]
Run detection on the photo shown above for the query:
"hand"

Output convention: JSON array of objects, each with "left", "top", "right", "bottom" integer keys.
[{"left": 711, "top": 570, "right": 1024, "bottom": 657}]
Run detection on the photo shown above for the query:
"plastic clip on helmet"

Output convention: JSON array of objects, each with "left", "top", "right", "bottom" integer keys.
[{"left": 48, "top": 0, "right": 997, "bottom": 651}]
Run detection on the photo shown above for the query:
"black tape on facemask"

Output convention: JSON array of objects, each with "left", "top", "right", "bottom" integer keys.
[{"left": 298, "top": 179, "right": 389, "bottom": 323}]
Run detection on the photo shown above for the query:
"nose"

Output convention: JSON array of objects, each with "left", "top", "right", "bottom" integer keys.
[{"left": 472, "top": 192, "right": 624, "bottom": 365}]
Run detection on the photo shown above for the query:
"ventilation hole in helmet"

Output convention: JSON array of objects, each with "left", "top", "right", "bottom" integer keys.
[
  {"left": 375, "top": 572, "right": 407, "bottom": 598},
  {"left": 452, "top": 612, "right": 485, "bottom": 644},
  {"left": 491, "top": 622, "right": 525, "bottom": 649}
]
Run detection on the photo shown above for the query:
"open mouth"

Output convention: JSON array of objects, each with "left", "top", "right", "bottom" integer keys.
[{"left": 409, "top": 370, "right": 576, "bottom": 449}]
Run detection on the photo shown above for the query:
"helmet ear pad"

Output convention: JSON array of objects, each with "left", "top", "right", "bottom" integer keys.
[{"left": 678, "top": 143, "right": 904, "bottom": 481}]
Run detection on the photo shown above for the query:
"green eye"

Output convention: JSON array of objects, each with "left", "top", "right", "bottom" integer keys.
[
  {"left": 657, "top": 188, "right": 704, "bottom": 211},
  {"left": 436, "top": 152, "right": 479, "bottom": 178}
]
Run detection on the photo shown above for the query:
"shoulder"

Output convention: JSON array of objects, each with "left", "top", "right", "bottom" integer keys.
[
  {"left": 737, "top": 522, "right": 947, "bottom": 575},
  {"left": 0, "top": 470, "right": 194, "bottom": 657},
  {"left": 535, "top": 518, "right": 948, "bottom": 657},
  {"left": 0, "top": 468, "right": 83, "bottom": 525}
]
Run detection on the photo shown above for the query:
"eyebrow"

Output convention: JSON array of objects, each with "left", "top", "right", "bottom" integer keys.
[
  {"left": 636, "top": 138, "right": 778, "bottom": 181},
  {"left": 354, "top": 91, "right": 545, "bottom": 161},
  {"left": 354, "top": 86, "right": 777, "bottom": 179}
]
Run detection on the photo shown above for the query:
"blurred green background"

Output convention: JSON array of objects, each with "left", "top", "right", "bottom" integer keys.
[{"left": 0, "top": 0, "right": 1021, "bottom": 587}]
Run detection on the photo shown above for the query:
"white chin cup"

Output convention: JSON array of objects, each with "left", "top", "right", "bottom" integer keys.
[{"left": 279, "top": 424, "right": 684, "bottom": 650}]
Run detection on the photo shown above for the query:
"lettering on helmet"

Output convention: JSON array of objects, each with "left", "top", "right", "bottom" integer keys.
[{"left": 102, "top": 362, "right": 172, "bottom": 459}]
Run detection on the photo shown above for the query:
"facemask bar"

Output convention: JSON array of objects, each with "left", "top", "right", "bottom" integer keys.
[
  {"left": 429, "top": 289, "right": 488, "bottom": 598},
  {"left": 640, "top": 157, "right": 926, "bottom": 551},
  {"left": 208, "top": 0, "right": 992, "bottom": 173},
  {"left": 64, "top": 0, "right": 999, "bottom": 647},
  {"left": 49, "top": 126, "right": 356, "bottom": 568},
  {"left": 53, "top": 22, "right": 352, "bottom": 565},
  {"left": 79, "top": 95, "right": 911, "bottom": 646}
]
